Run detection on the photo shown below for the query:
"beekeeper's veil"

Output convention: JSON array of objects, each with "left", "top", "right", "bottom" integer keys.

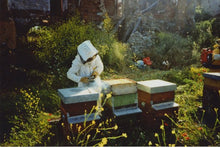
[{"left": 77, "top": 40, "right": 98, "bottom": 63}]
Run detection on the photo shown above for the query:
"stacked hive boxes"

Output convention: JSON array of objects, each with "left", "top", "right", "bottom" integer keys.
[
  {"left": 58, "top": 87, "right": 100, "bottom": 133},
  {"left": 137, "top": 79, "right": 179, "bottom": 125},
  {"left": 104, "top": 78, "right": 142, "bottom": 117}
]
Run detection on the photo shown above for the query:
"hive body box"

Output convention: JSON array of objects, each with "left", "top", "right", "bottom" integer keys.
[
  {"left": 202, "top": 72, "right": 220, "bottom": 111},
  {"left": 104, "top": 78, "right": 142, "bottom": 117},
  {"left": 58, "top": 87, "right": 100, "bottom": 126},
  {"left": 137, "top": 80, "right": 179, "bottom": 126}
]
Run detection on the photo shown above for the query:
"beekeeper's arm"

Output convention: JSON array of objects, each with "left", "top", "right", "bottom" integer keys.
[
  {"left": 67, "top": 56, "right": 88, "bottom": 83},
  {"left": 92, "top": 55, "right": 104, "bottom": 78}
]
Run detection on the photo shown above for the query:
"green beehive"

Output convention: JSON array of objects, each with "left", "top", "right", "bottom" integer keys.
[
  {"left": 104, "top": 79, "right": 141, "bottom": 116},
  {"left": 108, "top": 93, "right": 137, "bottom": 108}
]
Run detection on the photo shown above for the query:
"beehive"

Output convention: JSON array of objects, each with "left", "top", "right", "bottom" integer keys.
[
  {"left": 137, "top": 79, "right": 177, "bottom": 107},
  {"left": 137, "top": 79, "right": 179, "bottom": 126},
  {"left": 58, "top": 87, "right": 100, "bottom": 124},
  {"left": 104, "top": 78, "right": 142, "bottom": 116}
]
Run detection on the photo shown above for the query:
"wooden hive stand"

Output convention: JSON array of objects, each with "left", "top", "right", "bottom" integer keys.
[{"left": 137, "top": 79, "right": 179, "bottom": 127}]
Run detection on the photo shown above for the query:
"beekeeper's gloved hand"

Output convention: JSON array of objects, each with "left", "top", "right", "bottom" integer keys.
[
  {"left": 91, "top": 71, "right": 99, "bottom": 79},
  {"left": 80, "top": 77, "right": 89, "bottom": 83}
]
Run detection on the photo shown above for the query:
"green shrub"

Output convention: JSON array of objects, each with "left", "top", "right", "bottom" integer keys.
[
  {"left": 29, "top": 16, "right": 128, "bottom": 73},
  {"left": 144, "top": 32, "right": 193, "bottom": 69},
  {"left": 38, "top": 89, "right": 60, "bottom": 113},
  {"left": 192, "top": 19, "right": 215, "bottom": 51},
  {"left": 3, "top": 89, "right": 52, "bottom": 146}
]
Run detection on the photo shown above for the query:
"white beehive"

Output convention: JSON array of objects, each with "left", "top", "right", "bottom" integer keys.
[
  {"left": 137, "top": 79, "right": 177, "bottom": 94},
  {"left": 58, "top": 87, "right": 99, "bottom": 104}
]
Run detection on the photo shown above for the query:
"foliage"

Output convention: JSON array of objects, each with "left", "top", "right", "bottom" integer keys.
[
  {"left": 192, "top": 19, "right": 216, "bottom": 51},
  {"left": 28, "top": 16, "right": 128, "bottom": 73},
  {"left": 3, "top": 89, "right": 53, "bottom": 146},
  {"left": 38, "top": 89, "right": 60, "bottom": 113},
  {"left": 143, "top": 32, "right": 193, "bottom": 69},
  {"left": 195, "top": 6, "right": 213, "bottom": 22}
]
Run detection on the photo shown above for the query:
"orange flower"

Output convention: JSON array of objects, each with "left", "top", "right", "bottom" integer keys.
[
  {"left": 164, "top": 122, "right": 168, "bottom": 126},
  {"left": 198, "top": 127, "right": 203, "bottom": 131},
  {"left": 185, "top": 137, "right": 190, "bottom": 140},
  {"left": 49, "top": 113, "right": 52, "bottom": 116},
  {"left": 143, "top": 57, "right": 152, "bottom": 66},
  {"left": 182, "top": 132, "right": 187, "bottom": 137}
]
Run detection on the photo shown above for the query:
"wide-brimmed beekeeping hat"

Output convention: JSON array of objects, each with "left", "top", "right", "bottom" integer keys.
[{"left": 77, "top": 40, "right": 98, "bottom": 62}]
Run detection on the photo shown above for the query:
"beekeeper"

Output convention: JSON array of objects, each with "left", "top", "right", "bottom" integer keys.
[{"left": 67, "top": 40, "right": 104, "bottom": 93}]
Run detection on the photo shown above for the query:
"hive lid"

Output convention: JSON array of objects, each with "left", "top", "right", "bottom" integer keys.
[
  {"left": 58, "top": 87, "right": 99, "bottom": 104},
  {"left": 104, "top": 78, "right": 137, "bottom": 95},
  {"left": 104, "top": 78, "right": 136, "bottom": 85},
  {"left": 203, "top": 72, "right": 220, "bottom": 80},
  {"left": 137, "top": 79, "right": 176, "bottom": 94}
]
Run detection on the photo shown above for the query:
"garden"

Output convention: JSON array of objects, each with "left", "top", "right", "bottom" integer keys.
[{"left": 0, "top": 9, "right": 220, "bottom": 146}]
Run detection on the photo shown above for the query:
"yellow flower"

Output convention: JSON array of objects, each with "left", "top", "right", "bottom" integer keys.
[
  {"left": 96, "top": 128, "right": 100, "bottom": 133},
  {"left": 214, "top": 108, "right": 219, "bottom": 113},
  {"left": 164, "top": 113, "right": 168, "bottom": 117},
  {"left": 70, "top": 124, "right": 73, "bottom": 129},
  {"left": 148, "top": 141, "right": 152, "bottom": 146},
  {"left": 67, "top": 135, "right": 70, "bottom": 141},
  {"left": 101, "top": 137, "right": 108, "bottom": 145},
  {"left": 78, "top": 125, "right": 82, "bottom": 132},
  {"left": 122, "top": 133, "right": 127, "bottom": 138},
  {"left": 100, "top": 93, "right": 104, "bottom": 98},
  {"left": 106, "top": 93, "right": 112, "bottom": 99},
  {"left": 154, "top": 133, "right": 159, "bottom": 137},
  {"left": 61, "top": 123, "right": 64, "bottom": 127},
  {"left": 172, "top": 129, "right": 175, "bottom": 134},
  {"left": 87, "top": 134, "right": 91, "bottom": 140},
  {"left": 160, "top": 125, "right": 164, "bottom": 130},
  {"left": 92, "top": 120, "right": 96, "bottom": 125},
  {"left": 114, "top": 125, "right": 118, "bottom": 130}
]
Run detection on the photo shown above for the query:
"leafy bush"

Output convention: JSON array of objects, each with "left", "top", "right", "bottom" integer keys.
[
  {"left": 28, "top": 16, "right": 128, "bottom": 73},
  {"left": 3, "top": 89, "right": 53, "bottom": 146},
  {"left": 143, "top": 32, "right": 193, "bottom": 69},
  {"left": 192, "top": 19, "right": 215, "bottom": 51},
  {"left": 38, "top": 89, "right": 60, "bottom": 113}
]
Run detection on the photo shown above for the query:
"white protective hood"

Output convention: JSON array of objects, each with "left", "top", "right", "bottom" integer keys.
[{"left": 77, "top": 40, "right": 98, "bottom": 62}]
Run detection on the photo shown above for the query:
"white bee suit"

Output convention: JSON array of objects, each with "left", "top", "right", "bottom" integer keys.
[
  {"left": 67, "top": 40, "right": 104, "bottom": 92},
  {"left": 67, "top": 54, "right": 104, "bottom": 91}
]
